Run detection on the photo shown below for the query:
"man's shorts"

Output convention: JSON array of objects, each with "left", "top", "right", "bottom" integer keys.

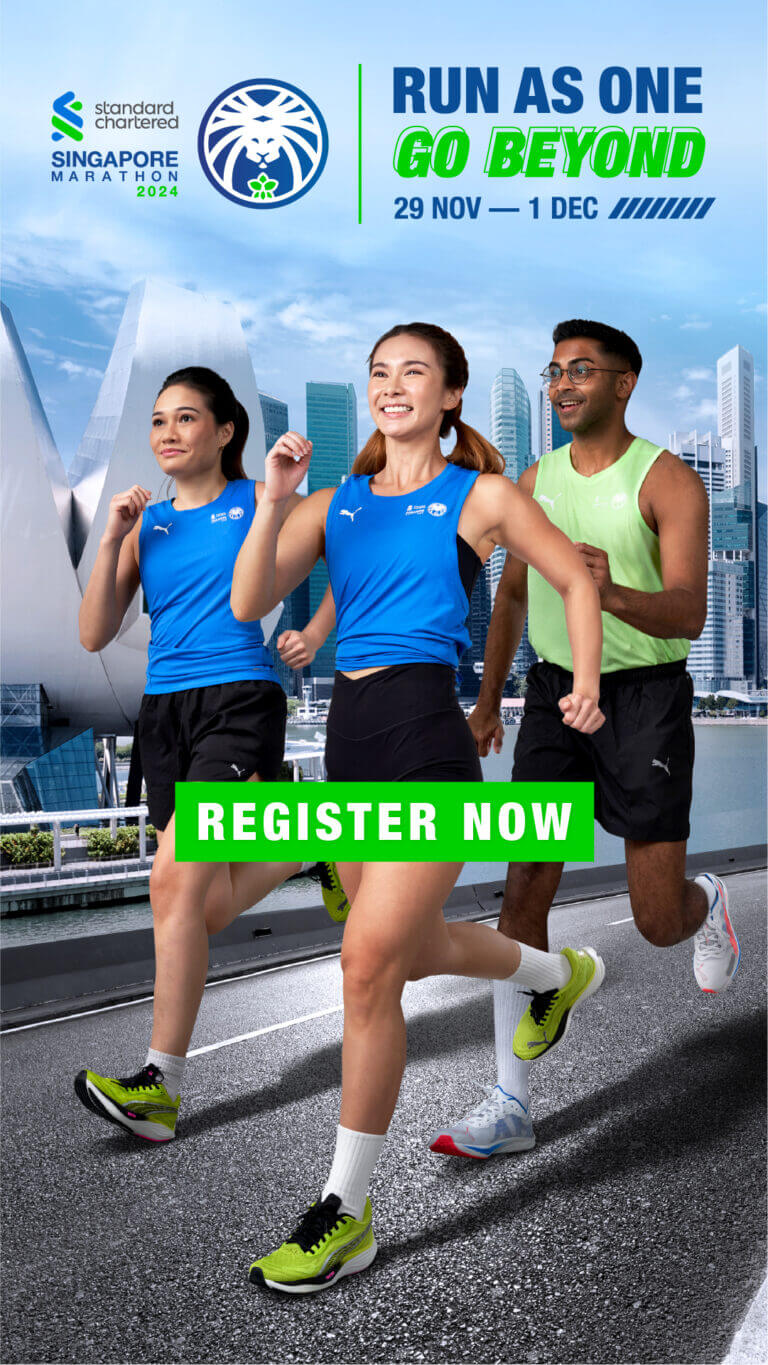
[
  {"left": 137, "top": 679, "right": 287, "bottom": 830},
  {"left": 512, "top": 659, "right": 694, "bottom": 842}
]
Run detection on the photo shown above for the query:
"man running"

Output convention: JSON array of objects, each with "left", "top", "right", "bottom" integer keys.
[{"left": 430, "top": 318, "right": 740, "bottom": 1161}]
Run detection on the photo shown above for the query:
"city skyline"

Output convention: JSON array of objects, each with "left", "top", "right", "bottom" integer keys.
[
  {"left": 3, "top": 284, "right": 764, "bottom": 692},
  {"left": 3, "top": 2, "right": 765, "bottom": 500}
]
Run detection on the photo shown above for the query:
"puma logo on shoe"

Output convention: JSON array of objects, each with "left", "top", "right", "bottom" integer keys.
[
  {"left": 651, "top": 757, "right": 671, "bottom": 776},
  {"left": 340, "top": 508, "right": 362, "bottom": 522}
]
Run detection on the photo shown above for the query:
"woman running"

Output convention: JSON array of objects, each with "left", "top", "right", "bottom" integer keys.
[
  {"left": 232, "top": 324, "right": 606, "bottom": 1293},
  {"left": 74, "top": 366, "right": 344, "bottom": 1142}
]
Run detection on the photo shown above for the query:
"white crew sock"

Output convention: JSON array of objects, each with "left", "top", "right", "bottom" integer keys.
[
  {"left": 493, "top": 979, "right": 532, "bottom": 1110},
  {"left": 321, "top": 1125, "right": 386, "bottom": 1220},
  {"left": 509, "top": 942, "right": 570, "bottom": 993},
  {"left": 145, "top": 1047, "right": 186, "bottom": 1099}
]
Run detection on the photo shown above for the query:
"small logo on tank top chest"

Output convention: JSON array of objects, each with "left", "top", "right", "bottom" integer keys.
[
  {"left": 228, "top": 506, "right": 244, "bottom": 519},
  {"left": 538, "top": 493, "right": 561, "bottom": 510},
  {"left": 153, "top": 523, "right": 173, "bottom": 534},
  {"left": 211, "top": 511, "right": 227, "bottom": 523},
  {"left": 340, "top": 507, "right": 362, "bottom": 522},
  {"left": 611, "top": 492, "right": 628, "bottom": 510},
  {"left": 406, "top": 504, "right": 425, "bottom": 516},
  {"left": 427, "top": 502, "right": 447, "bottom": 517}
]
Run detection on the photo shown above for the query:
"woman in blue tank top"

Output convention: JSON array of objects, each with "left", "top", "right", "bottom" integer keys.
[
  {"left": 233, "top": 324, "right": 607, "bottom": 1292},
  {"left": 74, "top": 367, "right": 342, "bottom": 1143}
]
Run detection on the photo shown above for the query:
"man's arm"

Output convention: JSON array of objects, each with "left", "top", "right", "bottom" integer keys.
[{"left": 575, "top": 452, "right": 708, "bottom": 639}]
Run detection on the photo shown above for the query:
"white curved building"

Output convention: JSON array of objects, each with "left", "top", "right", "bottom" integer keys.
[{"left": 1, "top": 281, "right": 272, "bottom": 798}]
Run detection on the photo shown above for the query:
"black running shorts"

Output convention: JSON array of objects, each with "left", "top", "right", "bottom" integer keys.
[
  {"left": 512, "top": 659, "right": 694, "bottom": 842},
  {"left": 326, "top": 664, "right": 482, "bottom": 783},
  {"left": 137, "top": 680, "right": 287, "bottom": 830}
]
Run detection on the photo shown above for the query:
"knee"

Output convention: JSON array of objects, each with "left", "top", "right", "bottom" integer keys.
[
  {"left": 149, "top": 859, "right": 175, "bottom": 916},
  {"left": 149, "top": 861, "right": 197, "bottom": 926},
  {"left": 629, "top": 891, "right": 684, "bottom": 948},
  {"left": 341, "top": 945, "right": 405, "bottom": 1011}
]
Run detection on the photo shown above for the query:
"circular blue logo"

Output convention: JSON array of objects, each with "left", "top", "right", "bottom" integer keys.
[{"left": 198, "top": 78, "right": 328, "bottom": 209}]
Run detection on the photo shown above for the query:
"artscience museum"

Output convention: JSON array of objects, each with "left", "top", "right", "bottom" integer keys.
[{"left": 0, "top": 279, "right": 273, "bottom": 813}]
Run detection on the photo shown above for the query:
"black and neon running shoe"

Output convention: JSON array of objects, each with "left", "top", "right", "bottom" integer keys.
[
  {"left": 74, "top": 1063, "right": 179, "bottom": 1141},
  {"left": 249, "top": 1194, "right": 377, "bottom": 1294},
  {"left": 513, "top": 947, "right": 605, "bottom": 1061},
  {"left": 318, "top": 862, "right": 351, "bottom": 923}
]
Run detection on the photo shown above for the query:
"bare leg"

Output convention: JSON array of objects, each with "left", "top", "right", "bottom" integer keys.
[
  {"left": 147, "top": 769, "right": 303, "bottom": 1054},
  {"left": 149, "top": 812, "right": 221, "bottom": 1056},
  {"left": 338, "top": 863, "right": 526, "bottom": 1134},
  {"left": 497, "top": 861, "right": 564, "bottom": 948},
  {"left": 625, "top": 839, "right": 708, "bottom": 947}
]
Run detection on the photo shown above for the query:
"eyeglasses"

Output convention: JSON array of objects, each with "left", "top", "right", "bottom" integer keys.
[{"left": 540, "top": 362, "right": 630, "bottom": 387}]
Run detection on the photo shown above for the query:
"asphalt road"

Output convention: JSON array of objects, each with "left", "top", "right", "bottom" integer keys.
[{"left": 2, "top": 870, "right": 765, "bottom": 1365}]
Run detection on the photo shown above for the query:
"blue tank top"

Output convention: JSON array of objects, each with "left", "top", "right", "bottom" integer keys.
[
  {"left": 325, "top": 462, "right": 481, "bottom": 671},
  {"left": 139, "top": 478, "right": 280, "bottom": 694}
]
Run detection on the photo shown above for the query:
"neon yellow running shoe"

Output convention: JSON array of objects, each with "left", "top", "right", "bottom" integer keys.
[
  {"left": 249, "top": 1194, "right": 377, "bottom": 1294},
  {"left": 513, "top": 947, "right": 605, "bottom": 1061},
  {"left": 74, "top": 1064, "right": 179, "bottom": 1142},
  {"left": 318, "top": 862, "right": 351, "bottom": 923}
]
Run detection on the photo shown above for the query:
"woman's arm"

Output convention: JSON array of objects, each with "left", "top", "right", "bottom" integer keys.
[
  {"left": 232, "top": 432, "right": 330, "bottom": 621},
  {"left": 462, "top": 475, "right": 604, "bottom": 733},
  {"left": 79, "top": 485, "right": 148, "bottom": 651},
  {"left": 277, "top": 582, "right": 336, "bottom": 670}
]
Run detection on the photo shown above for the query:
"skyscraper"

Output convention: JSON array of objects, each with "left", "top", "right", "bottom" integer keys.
[
  {"left": 489, "top": 367, "right": 535, "bottom": 672},
  {"left": 257, "top": 392, "right": 311, "bottom": 696},
  {"left": 458, "top": 563, "right": 492, "bottom": 696},
  {"left": 259, "top": 392, "right": 289, "bottom": 453},
  {"left": 668, "top": 430, "right": 726, "bottom": 555},
  {"left": 717, "top": 346, "right": 755, "bottom": 490},
  {"left": 757, "top": 501, "right": 767, "bottom": 685},
  {"left": 539, "top": 388, "right": 568, "bottom": 457},
  {"left": 716, "top": 345, "right": 758, "bottom": 687},
  {"left": 306, "top": 382, "right": 358, "bottom": 676}
]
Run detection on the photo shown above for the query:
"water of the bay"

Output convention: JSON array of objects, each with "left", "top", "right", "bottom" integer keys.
[{"left": 2, "top": 722, "right": 765, "bottom": 946}]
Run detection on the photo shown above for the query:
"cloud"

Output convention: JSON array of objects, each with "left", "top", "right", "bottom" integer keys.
[
  {"left": 692, "top": 399, "right": 717, "bottom": 420},
  {"left": 276, "top": 297, "right": 357, "bottom": 345},
  {"left": 683, "top": 367, "right": 715, "bottom": 382},
  {"left": 58, "top": 359, "right": 105, "bottom": 380},
  {"left": 62, "top": 336, "right": 110, "bottom": 351},
  {"left": 25, "top": 342, "right": 57, "bottom": 363},
  {"left": 674, "top": 384, "right": 693, "bottom": 400},
  {"left": 680, "top": 319, "right": 712, "bottom": 331}
]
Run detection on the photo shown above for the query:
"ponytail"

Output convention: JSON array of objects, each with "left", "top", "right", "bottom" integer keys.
[
  {"left": 156, "top": 367, "right": 249, "bottom": 480},
  {"left": 221, "top": 399, "right": 249, "bottom": 480},
  {"left": 352, "top": 324, "right": 504, "bottom": 476},
  {"left": 442, "top": 400, "right": 504, "bottom": 475}
]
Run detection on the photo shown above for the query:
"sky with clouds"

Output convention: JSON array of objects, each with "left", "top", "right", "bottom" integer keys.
[{"left": 2, "top": 0, "right": 766, "bottom": 491}]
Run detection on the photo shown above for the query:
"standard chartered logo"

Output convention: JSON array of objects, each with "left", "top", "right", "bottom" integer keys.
[
  {"left": 51, "top": 92, "right": 84, "bottom": 142},
  {"left": 197, "top": 78, "right": 328, "bottom": 208}
]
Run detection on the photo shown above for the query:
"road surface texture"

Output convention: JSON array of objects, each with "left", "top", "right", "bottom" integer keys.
[{"left": 2, "top": 870, "right": 765, "bottom": 1364}]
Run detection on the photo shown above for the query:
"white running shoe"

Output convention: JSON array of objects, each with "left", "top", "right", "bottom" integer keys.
[
  {"left": 429, "top": 1085, "right": 535, "bottom": 1160},
  {"left": 693, "top": 874, "right": 740, "bottom": 994}
]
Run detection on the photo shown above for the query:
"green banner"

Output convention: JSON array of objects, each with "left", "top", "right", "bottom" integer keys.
[{"left": 174, "top": 782, "right": 594, "bottom": 863}]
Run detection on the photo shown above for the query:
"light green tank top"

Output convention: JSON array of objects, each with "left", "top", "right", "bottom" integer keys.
[{"left": 528, "top": 436, "right": 690, "bottom": 673}]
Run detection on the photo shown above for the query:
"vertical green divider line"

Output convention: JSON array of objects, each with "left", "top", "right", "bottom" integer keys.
[{"left": 357, "top": 63, "right": 362, "bottom": 224}]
